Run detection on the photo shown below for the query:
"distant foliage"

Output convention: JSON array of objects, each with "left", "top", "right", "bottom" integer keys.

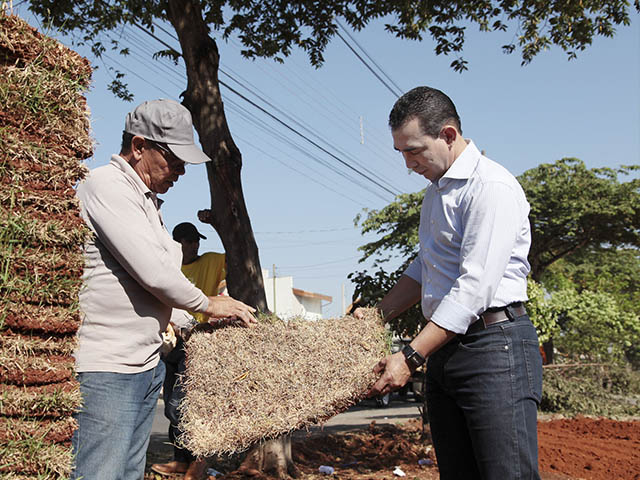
[
  {"left": 525, "top": 279, "right": 560, "bottom": 345},
  {"left": 541, "top": 364, "right": 640, "bottom": 416},
  {"left": 551, "top": 289, "right": 640, "bottom": 365},
  {"left": 527, "top": 279, "right": 640, "bottom": 365},
  {"left": 519, "top": 158, "right": 639, "bottom": 280}
]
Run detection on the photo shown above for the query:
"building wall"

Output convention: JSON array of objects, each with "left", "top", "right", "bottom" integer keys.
[{"left": 262, "top": 270, "right": 327, "bottom": 321}]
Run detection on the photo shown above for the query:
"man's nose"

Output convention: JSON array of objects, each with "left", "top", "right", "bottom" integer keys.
[{"left": 404, "top": 155, "right": 414, "bottom": 168}]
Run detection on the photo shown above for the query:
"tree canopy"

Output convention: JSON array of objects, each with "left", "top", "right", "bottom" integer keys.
[
  {"left": 30, "top": 0, "right": 640, "bottom": 97},
  {"left": 518, "top": 158, "right": 639, "bottom": 279}
]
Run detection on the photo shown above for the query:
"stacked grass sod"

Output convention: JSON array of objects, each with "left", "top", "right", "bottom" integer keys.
[
  {"left": 0, "top": 12, "right": 92, "bottom": 478},
  {"left": 180, "top": 308, "right": 389, "bottom": 457}
]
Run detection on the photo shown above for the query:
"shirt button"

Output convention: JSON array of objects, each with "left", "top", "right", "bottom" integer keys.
[{"left": 431, "top": 220, "right": 435, "bottom": 225}]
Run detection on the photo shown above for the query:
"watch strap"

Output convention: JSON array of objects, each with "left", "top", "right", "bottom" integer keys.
[{"left": 402, "top": 344, "right": 426, "bottom": 370}]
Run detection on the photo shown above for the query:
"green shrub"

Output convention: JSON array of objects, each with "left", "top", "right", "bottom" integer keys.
[{"left": 541, "top": 364, "right": 640, "bottom": 417}]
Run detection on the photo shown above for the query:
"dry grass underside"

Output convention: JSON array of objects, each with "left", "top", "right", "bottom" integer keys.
[{"left": 180, "top": 309, "right": 388, "bottom": 457}]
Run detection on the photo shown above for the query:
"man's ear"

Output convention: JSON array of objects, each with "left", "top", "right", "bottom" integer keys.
[
  {"left": 130, "top": 136, "right": 146, "bottom": 160},
  {"left": 440, "top": 125, "right": 458, "bottom": 146}
]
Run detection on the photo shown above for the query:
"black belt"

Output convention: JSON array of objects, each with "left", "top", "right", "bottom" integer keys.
[{"left": 466, "top": 302, "right": 527, "bottom": 335}]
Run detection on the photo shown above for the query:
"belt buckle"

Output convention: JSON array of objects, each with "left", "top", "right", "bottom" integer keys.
[{"left": 504, "top": 304, "right": 517, "bottom": 321}]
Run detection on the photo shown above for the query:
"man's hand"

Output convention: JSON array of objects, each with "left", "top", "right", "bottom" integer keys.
[
  {"left": 205, "top": 295, "right": 257, "bottom": 328},
  {"left": 367, "top": 352, "right": 412, "bottom": 397},
  {"left": 353, "top": 307, "right": 366, "bottom": 320}
]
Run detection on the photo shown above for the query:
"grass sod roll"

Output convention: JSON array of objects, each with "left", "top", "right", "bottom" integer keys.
[{"left": 179, "top": 308, "right": 389, "bottom": 457}]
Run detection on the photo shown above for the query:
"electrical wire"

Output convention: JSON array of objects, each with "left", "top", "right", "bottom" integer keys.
[
  {"left": 336, "top": 19, "right": 404, "bottom": 96},
  {"left": 108, "top": 23, "right": 395, "bottom": 202},
  {"left": 334, "top": 29, "right": 401, "bottom": 98},
  {"left": 123, "top": 19, "right": 398, "bottom": 200}
]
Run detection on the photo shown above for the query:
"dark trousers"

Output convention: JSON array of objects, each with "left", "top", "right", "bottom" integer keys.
[
  {"left": 162, "top": 338, "right": 196, "bottom": 464},
  {"left": 426, "top": 314, "right": 543, "bottom": 479}
]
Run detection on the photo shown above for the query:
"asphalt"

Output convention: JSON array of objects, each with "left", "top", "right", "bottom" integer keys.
[{"left": 151, "top": 393, "right": 424, "bottom": 437}]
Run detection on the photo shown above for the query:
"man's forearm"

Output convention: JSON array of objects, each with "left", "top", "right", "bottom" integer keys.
[
  {"left": 410, "top": 321, "right": 457, "bottom": 360},
  {"left": 377, "top": 274, "right": 422, "bottom": 322}
]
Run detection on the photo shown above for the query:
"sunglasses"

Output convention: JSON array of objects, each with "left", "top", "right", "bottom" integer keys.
[{"left": 149, "top": 141, "right": 185, "bottom": 170}]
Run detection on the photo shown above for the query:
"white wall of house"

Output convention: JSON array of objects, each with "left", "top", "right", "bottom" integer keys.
[{"left": 262, "top": 269, "right": 331, "bottom": 321}]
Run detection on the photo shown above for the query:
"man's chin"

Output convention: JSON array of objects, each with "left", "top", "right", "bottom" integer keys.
[{"left": 155, "top": 182, "right": 174, "bottom": 194}]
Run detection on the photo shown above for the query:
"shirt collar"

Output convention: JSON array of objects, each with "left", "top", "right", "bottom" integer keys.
[
  {"left": 439, "top": 140, "right": 481, "bottom": 183},
  {"left": 110, "top": 154, "right": 161, "bottom": 206}
]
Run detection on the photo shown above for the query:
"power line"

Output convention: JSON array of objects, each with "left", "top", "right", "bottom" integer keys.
[
  {"left": 334, "top": 29, "right": 402, "bottom": 98},
  {"left": 124, "top": 18, "right": 397, "bottom": 200},
  {"left": 218, "top": 79, "right": 397, "bottom": 198},
  {"left": 223, "top": 38, "right": 423, "bottom": 192},
  {"left": 278, "top": 255, "right": 361, "bottom": 269},
  {"left": 223, "top": 96, "right": 386, "bottom": 204},
  {"left": 101, "top": 51, "right": 176, "bottom": 98},
  {"left": 336, "top": 19, "right": 404, "bottom": 96},
  {"left": 218, "top": 68, "right": 403, "bottom": 195}
]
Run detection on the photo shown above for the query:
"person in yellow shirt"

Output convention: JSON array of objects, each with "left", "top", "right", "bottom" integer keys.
[
  {"left": 175, "top": 222, "right": 226, "bottom": 323},
  {"left": 152, "top": 222, "right": 225, "bottom": 480}
]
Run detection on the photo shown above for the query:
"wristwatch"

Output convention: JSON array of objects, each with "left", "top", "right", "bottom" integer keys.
[{"left": 402, "top": 345, "right": 426, "bottom": 370}]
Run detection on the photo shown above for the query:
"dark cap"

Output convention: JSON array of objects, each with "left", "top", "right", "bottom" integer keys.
[{"left": 172, "top": 222, "right": 207, "bottom": 241}]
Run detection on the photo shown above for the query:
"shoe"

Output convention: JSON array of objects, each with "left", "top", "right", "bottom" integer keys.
[
  {"left": 151, "top": 460, "right": 189, "bottom": 476},
  {"left": 184, "top": 458, "right": 208, "bottom": 480}
]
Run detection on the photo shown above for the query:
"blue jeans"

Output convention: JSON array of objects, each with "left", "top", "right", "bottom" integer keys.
[
  {"left": 426, "top": 314, "right": 542, "bottom": 479},
  {"left": 71, "top": 362, "right": 165, "bottom": 480}
]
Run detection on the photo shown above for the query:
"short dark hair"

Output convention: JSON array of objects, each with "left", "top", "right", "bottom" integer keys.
[
  {"left": 120, "top": 131, "right": 135, "bottom": 154},
  {"left": 388, "top": 86, "right": 462, "bottom": 137}
]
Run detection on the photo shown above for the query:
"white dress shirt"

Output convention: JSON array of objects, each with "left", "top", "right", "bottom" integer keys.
[
  {"left": 75, "top": 155, "right": 209, "bottom": 373},
  {"left": 404, "top": 141, "right": 531, "bottom": 334}
]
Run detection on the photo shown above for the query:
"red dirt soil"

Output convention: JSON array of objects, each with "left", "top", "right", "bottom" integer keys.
[
  {"left": 145, "top": 417, "right": 639, "bottom": 480},
  {"left": 538, "top": 417, "right": 640, "bottom": 480}
]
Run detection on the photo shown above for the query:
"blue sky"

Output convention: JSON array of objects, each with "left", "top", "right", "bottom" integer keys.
[{"left": 21, "top": 7, "right": 640, "bottom": 317}]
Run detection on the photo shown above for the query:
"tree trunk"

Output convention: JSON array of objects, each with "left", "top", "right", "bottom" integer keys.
[
  {"left": 239, "top": 436, "right": 300, "bottom": 479},
  {"left": 166, "top": 0, "right": 267, "bottom": 310},
  {"left": 166, "top": 2, "right": 296, "bottom": 477}
]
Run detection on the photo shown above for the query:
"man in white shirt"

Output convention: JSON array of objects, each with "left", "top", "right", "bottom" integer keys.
[
  {"left": 357, "top": 87, "right": 542, "bottom": 479},
  {"left": 72, "top": 99, "right": 256, "bottom": 480}
]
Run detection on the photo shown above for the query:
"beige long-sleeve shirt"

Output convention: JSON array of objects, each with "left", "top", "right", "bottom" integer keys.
[{"left": 74, "top": 154, "right": 209, "bottom": 373}]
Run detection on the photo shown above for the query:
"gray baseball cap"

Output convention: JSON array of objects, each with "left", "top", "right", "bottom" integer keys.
[{"left": 124, "top": 99, "right": 211, "bottom": 165}]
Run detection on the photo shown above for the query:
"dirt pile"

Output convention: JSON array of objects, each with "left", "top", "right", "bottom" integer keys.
[
  {"left": 181, "top": 309, "right": 388, "bottom": 457},
  {"left": 0, "top": 12, "right": 92, "bottom": 478}
]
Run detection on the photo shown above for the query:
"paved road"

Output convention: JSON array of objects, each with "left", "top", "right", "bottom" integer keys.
[{"left": 151, "top": 393, "right": 424, "bottom": 437}]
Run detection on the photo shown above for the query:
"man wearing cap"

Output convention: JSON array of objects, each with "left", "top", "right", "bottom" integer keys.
[
  {"left": 72, "top": 99, "right": 256, "bottom": 480},
  {"left": 151, "top": 222, "right": 226, "bottom": 478}
]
